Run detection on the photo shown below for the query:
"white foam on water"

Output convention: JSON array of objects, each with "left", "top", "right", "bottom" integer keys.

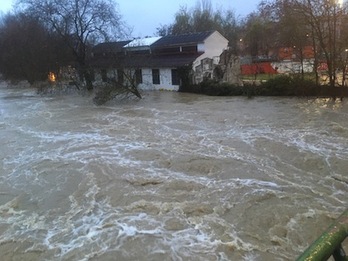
[
  {"left": 1, "top": 91, "right": 348, "bottom": 260},
  {"left": 235, "top": 178, "right": 279, "bottom": 188},
  {"left": 1, "top": 190, "right": 260, "bottom": 260}
]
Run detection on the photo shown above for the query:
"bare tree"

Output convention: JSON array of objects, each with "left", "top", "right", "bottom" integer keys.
[
  {"left": 17, "top": 0, "right": 127, "bottom": 90},
  {"left": 259, "top": 0, "right": 311, "bottom": 78},
  {"left": 0, "top": 12, "right": 70, "bottom": 83},
  {"left": 241, "top": 12, "right": 276, "bottom": 58},
  {"left": 157, "top": 0, "right": 240, "bottom": 50},
  {"left": 92, "top": 68, "right": 142, "bottom": 105},
  {"left": 170, "top": 6, "right": 193, "bottom": 35},
  {"left": 91, "top": 42, "right": 144, "bottom": 105},
  {"left": 292, "top": 0, "right": 347, "bottom": 87},
  {"left": 255, "top": 0, "right": 348, "bottom": 86}
]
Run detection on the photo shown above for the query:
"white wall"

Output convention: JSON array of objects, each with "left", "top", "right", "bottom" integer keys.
[
  {"left": 138, "top": 68, "right": 153, "bottom": 90},
  {"left": 93, "top": 31, "right": 229, "bottom": 91},
  {"left": 272, "top": 59, "right": 314, "bottom": 74},
  {"left": 138, "top": 68, "right": 179, "bottom": 91},
  {"left": 193, "top": 31, "right": 229, "bottom": 70},
  {"left": 93, "top": 68, "right": 179, "bottom": 91}
]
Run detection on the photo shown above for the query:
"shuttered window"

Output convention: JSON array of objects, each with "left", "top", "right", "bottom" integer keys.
[
  {"left": 135, "top": 69, "right": 142, "bottom": 84},
  {"left": 152, "top": 69, "right": 160, "bottom": 84},
  {"left": 171, "top": 69, "right": 180, "bottom": 85}
]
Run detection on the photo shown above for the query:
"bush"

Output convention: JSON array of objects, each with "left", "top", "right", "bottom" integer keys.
[
  {"left": 35, "top": 81, "right": 80, "bottom": 95},
  {"left": 258, "top": 75, "right": 318, "bottom": 96},
  {"left": 181, "top": 75, "right": 321, "bottom": 97},
  {"left": 182, "top": 80, "right": 244, "bottom": 96},
  {"left": 93, "top": 82, "right": 142, "bottom": 105}
]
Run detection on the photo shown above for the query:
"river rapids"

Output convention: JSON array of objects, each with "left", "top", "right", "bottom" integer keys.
[{"left": 0, "top": 85, "right": 347, "bottom": 260}]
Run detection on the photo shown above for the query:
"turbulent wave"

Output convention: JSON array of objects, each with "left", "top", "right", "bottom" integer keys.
[{"left": 0, "top": 88, "right": 347, "bottom": 260}]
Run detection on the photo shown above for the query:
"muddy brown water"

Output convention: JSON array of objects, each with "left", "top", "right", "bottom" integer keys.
[{"left": 0, "top": 85, "right": 347, "bottom": 260}]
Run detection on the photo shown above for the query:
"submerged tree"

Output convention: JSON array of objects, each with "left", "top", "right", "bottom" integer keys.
[{"left": 17, "top": 0, "right": 127, "bottom": 90}]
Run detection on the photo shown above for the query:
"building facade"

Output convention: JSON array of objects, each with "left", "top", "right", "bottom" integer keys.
[{"left": 91, "top": 31, "right": 231, "bottom": 91}]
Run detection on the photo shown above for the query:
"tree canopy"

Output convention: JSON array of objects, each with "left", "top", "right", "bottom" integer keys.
[
  {"left": 0, "top": 12, "right": 72, "bottom": 83},
  {"left": 1, "top": 0, "right": 348, "bottom": 89},
  {"left": 156, "top": 0, "right": 240, "bottom": 53},
  {"left": 12, "top": 0, "right": 127, "bottom": 88}
]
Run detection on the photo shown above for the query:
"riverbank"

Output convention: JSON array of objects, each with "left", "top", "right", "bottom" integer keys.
[
  {"left": 3, "top": 76, "right": 348, "bottom": 107},
  {"left": 180, "top": 76, "right": 348, "bottom": 98}
]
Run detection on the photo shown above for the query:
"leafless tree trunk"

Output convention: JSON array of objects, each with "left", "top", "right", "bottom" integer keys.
[{"left": 293, "top": 0, "right": 346, "bottom": 87}]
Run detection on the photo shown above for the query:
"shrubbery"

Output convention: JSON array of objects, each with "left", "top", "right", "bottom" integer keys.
[
  {"left": 93, "top": 82, "right": 142, "bottom": 105},
  {"left": 181, "top": 80, "right": 244, "bottom": 96},
  {"left": 182, "top": 75, "right": 324, "bottom": 97},
  {"left": 257, "top": 75, "right": 318, "bottom": 96}
]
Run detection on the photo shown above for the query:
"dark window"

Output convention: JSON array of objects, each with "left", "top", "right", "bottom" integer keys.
[
  {"left": 171, "top": 69, "right": 180, "bottom": 85},
  {"left": 152, "top": 69, "right": 160, "bottom": 84},
  {"left": 117, "top": 69, "right": 124, "bottom": 83},
  {"left": 101, "top": 69, "right": 107, "bottom": 82},
  {"left": 182, "top": 45, "right": 198, "bottom": 53},
  {"left": 154, "top": 47, "right": 180, "bottom": 54},
  {"left": 135, "top": 69, "right": 142, "bottom": 84},
  {"left": 132, "top": 50, "right": 150, "bottom": 55}
]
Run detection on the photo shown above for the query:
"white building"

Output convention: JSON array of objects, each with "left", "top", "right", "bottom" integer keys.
[{"left": 91, "top": 31, "right": 229, "bottom": 91}]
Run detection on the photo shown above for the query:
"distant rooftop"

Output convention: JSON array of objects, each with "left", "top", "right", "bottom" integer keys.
[
  {"left": 92, "top": 41, "right": 131, "bottom": 53},
  {"left": 151, "top": 31, "right": 215, "bottom": 48},
  {"left": 93, "top": 31, "right": 219, "bottom": 53}
]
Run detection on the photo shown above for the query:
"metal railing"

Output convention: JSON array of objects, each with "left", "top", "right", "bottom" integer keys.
[{"left": 297, "top": 209, "right": 348, "bottom": 261}]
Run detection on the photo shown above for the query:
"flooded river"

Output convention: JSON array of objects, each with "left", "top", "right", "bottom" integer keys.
[{"left": 0, "top": 85, "right": 347, "bottom": 260}]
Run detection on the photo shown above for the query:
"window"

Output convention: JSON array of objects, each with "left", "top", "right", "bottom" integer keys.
[
  {"left": 171, "top": 69, "right": 180, "bottom": 85},
  {"left": 101, "top": 69, "right": 107, "bottom": 82},
  {"left": 135, "top": 69, "right": 142, "bottom": 84},
  {"left": 152, "top": 69, "right": 160, "bottom": 84},
  {"left": 117, "top": 69, "right": 124, "bottom": 83},
  {"left": 182, "top": 45, "right": 197, "bottom": 53}
]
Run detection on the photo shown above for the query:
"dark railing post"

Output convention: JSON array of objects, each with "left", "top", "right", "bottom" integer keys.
[{"left": 332, "top": 245, "right": 347, "bottom": 261}]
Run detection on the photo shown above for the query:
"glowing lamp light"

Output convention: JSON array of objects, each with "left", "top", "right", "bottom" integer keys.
[{"left": 48, "top": 72, "right": 56, "bottom": 82}]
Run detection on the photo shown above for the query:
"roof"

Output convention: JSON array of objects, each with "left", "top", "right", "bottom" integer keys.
[
  {"left": 92, "top": 31, "right": 218, "bottom": 54},
  {"left": 124, "top": 36, "right": 161, "bottom": 48},
  {"left": 142, "top": 53, "right": 202, "bottom": 67},
  {"left": 91, "top": 53, "right": 202, "bottom": 68},
  {"left": 92, "top": 41, "right": 131, "bottom": 53},
  {"left": 90, "top": 31, "right": 223, "bottom": 68},
  {"left": 151, "top": 31, "right": 215, "bottom": 48}
]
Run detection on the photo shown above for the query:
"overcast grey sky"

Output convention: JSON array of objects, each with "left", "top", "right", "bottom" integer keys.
[
  {"left": 117, "top": 0, "right": 260, "bottom": 36},
  {"left": 0, "top": 0, "right": 261, "bottom": 37}
]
